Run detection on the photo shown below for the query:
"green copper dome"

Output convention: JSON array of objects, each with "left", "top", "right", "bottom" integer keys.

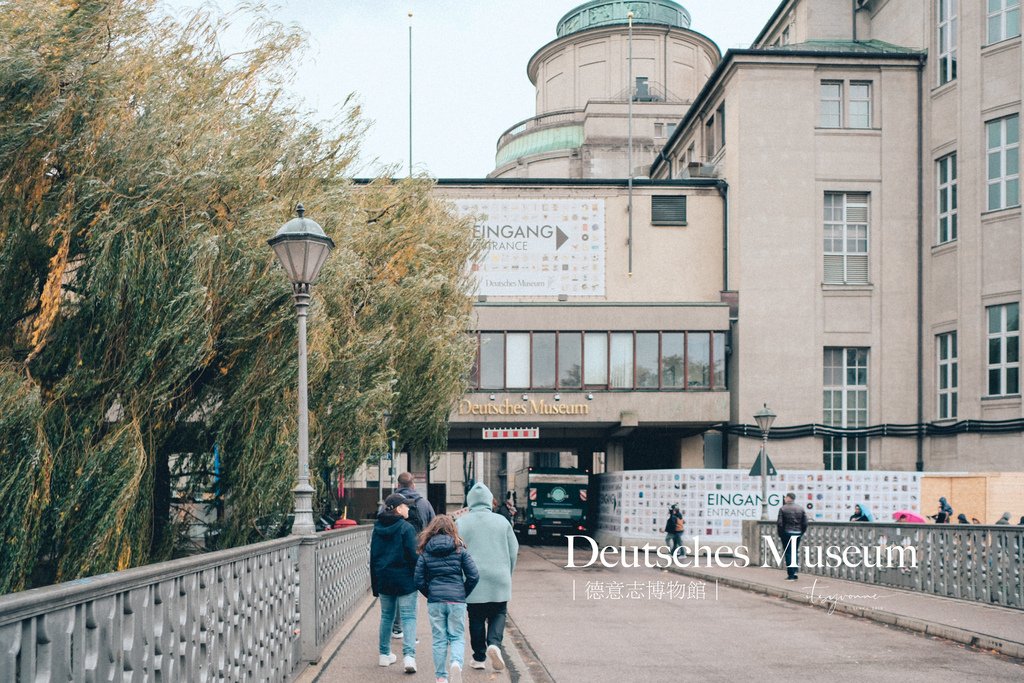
[{"left": 556, "top": 0, "right": 691, "bottom": 37}]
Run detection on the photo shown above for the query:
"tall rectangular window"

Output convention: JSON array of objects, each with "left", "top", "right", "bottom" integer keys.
[
  {"left": 823, "top": 347, "right": 869, "bottom": 470},
  {"left": 717, "top": 103, "right": 726, "bottom": 148},
  {"left": 987, "top": 0, "right": 1021, "bottom": 44},
  {"left": 583, "top": 332, "right": 608, "bottom": 386},
  {"left": 635, "top": 333, "right": 660, "bottom": 388},
  {"left": 987, "top": 115, "right": 1020, "bottom": 211},
  {"left": 937, "top": 332, "right": 958, "bottom": 419},
  {"left": 938, "top": 0, "right": 957, "bottom": 85},
  {"left": 712, "top": 332, "right": 726, "bottom": 389},
  {"left": 987, "top": 303, "right": 1020, "bottom": 396},
  {"left": 820, "top": 81, "right": 842, "bottom": 128},
  {"left": 849, "top": 82, "right": 871, "bottom": 128},
  {"left": 479, "top": 333, "right": 505, "bottom": 389},
  {"left": 557, "top": 333, "right": 582, "bottom": 388},
  {"left": 687, "top": 333, "right": 710, "bottom": 388},
  {"left": 823, "top": 192, "right": 869, "bottom": 284},
  {"left": 704, "top": 116, "right": 716, "bottom": 159},
  {"left": 937, "top": 153, "right": 958, "bottom": 243},
  {"left": 609, "top": 332, "right": 634, "bottom": 388},
  {"left": 661, "top": 332, "right": 685, "bottom": 387},
  {"left": 532, "top": 333, "right": 556, "bottom": 388},
  {"left": 506, "top": 333, "right": 530, "bottom": 388}
]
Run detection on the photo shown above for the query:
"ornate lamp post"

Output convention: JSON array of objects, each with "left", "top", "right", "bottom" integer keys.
[
  {"left": 269, "top": 203, "right": 334, "bottom": 535},
  {"left": 753, "top": 403, "right": 777, "bottom": 521}
]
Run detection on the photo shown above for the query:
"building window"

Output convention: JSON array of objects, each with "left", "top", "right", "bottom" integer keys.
[
  {"left": 937, "top": 0, "right": 957, "bottom": 85},
  {"left": 987, "top": 0, "right": 1021, "bottom": 45},
  {"left": 986, "top": 114, "right": 1020, "bottom": 211},
  {"left": 717, "top": 103, "right": 726, "bottom": 148},
  {"left": 820, "top": 81, "right": 842, "bottom": 128},
  {"left": 470, "top": 331, "right": 726, "bottom": 391},
  {"left": 782, "top": 26, "right": 791, "bottom": 45},
  {"left": 937, "top": 332, "right": 958, "bottom": 419},
  {"left": 849, "top": 82, "right": 871, "bottom": 128},
  {"left": 824, "top": 192, "right": 869, "bottom": 284},
  {"left": 937, "top": 153, "right": 958, "bottom": 243},
  {"left": 704, "top": 116, "right": 715, "bottom": 159},
  {"left": 987, "top": 303, "right": 1020, "bottom": 396},
  {"left": 823, "top": 347, "right": 869, "bottom": 471},
  {"left": 666, "top": 122, "right": 677, "bottom": 138}
]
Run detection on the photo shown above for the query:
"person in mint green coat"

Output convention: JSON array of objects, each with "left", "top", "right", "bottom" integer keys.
[{"left": 455, "top": 483, "right": 519, "bottom": 672}]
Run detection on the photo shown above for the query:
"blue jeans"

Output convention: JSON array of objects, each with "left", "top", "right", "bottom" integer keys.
[
  {"left": 427, "top": 602, "right": 466, "bottom": 679},
  {"left": 379, "top": 592, "right": 417, "bottom": 656}
]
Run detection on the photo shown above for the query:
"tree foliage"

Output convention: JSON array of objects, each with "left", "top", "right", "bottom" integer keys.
[{"left": 0, "top": 0, "right": 479, "bottom": 593}]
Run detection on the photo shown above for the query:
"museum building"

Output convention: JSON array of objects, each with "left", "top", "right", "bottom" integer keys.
[{"left": 354, "top": 0, "right": 1022, "bottom": 509}]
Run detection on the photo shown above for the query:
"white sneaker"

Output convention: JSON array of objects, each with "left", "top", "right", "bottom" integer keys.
[
  {"left": 487, "top": 644, "right": 505, "bottom": 671},
  {"left": 403, "top": 655, "right": 417, "bottom": 672},
  {"left": 449, "top": 661, "right": 462, "bottom": 683},
  {"left": 469, "top": 659, "right": 486, "bottom": 669},
  {"left": 379, "top": 653, "right": 397, "bottom": 666}
]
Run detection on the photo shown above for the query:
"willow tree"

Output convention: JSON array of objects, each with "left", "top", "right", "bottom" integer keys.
[{"left": 0, "top": 1, "right": 479, "bottom": 593}]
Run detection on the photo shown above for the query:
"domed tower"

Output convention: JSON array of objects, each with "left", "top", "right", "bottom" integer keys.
[{"left": 491, "top": 0, "right": 720, "bottom": 179}]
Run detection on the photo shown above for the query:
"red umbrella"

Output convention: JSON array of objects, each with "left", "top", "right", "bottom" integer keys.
[{"left": 892, "top": 510, "right": 927, "bottom": 523}]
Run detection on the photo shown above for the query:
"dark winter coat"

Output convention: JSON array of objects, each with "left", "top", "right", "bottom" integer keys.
[
  {"left": 776, "top": 502, "right": 808, "bottom": 536},
  {"left": 665, "top": 511, "right": 683, "bottom": 534},
  {"left": 370, "top": 512, "right": 418, "bottom": 597},
  {"left": 414, "top": 535, "right": 479, "bottom": 604}
]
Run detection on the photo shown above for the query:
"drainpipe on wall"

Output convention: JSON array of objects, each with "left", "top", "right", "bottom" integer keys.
[
  {"left": 916, "top": 56, "right": 925, "bottom": 472},
  {"left": 718, "top": 180, "right": 729, "bottom": 291}
]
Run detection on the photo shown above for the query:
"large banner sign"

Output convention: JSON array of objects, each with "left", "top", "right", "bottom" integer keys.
[
  {"left": 454, "top": 198, "right": 605, "bottom": 297},
  {"left": 598, "top": 469, "right": 922, "bottom": 542}
]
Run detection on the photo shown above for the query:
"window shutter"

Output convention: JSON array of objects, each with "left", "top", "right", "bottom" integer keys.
[
  {"left": 824, "top": 255, "right": 844, "bottom": 284},
  {"left": 845, "top": 193, "right": 869, "bottom": 221},
  {"left": 651, "top": 195, "right": 687, "bottom": 225},
  {"left": 846, "top": 254, "right": 869, "bottom": 284}
]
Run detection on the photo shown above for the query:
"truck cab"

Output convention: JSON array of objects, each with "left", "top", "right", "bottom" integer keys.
[{"left": 518, "top": 467, "right": 590, "bottom": 543}]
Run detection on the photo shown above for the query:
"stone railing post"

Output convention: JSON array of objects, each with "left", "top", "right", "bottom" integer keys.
[{"left": 297, "top": 535, "right": 320, "bottom": 663}]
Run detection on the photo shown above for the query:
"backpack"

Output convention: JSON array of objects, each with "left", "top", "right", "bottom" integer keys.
[
  {"left": 405, "top": 500, "right": 424, "bottom": 534},
  {"left": 674, "top": 516, "right": 684, "bottom": 532}
]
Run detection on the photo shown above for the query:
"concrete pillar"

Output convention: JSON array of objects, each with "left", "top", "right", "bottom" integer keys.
[
  {"left": 297, "top": 535, "right": 319, "bottom": 663},
  {"left": 605, "top": 442, "right": 625, "bottom": 471}
]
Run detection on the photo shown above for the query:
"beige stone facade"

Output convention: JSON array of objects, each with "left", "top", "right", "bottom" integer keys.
[{"left": 353, "top": 0, "right": 1023, "bottom": 508}]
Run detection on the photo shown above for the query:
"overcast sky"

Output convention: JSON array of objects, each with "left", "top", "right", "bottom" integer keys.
[{"left": 161, "top": 1, "right": 782, "bottom": 178}]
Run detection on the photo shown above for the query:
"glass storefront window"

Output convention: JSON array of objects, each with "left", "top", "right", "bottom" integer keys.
[
  {"left": 688, "top": 333, "right": 710, "bottom": 387},
  {"left": 584, "top": 332, "right": 608, "bottom": 386},
  {"left": 506, "top": 333, "right": 530, "bottom": 388},
  {"left": 713, "top": 332, "right": 726, "bottom": 388},
  {"left": 532, "top": 333, "right": 556, "bottom": 388},
  {"left": 479, "top": 332, "right": 504, "bottom": 389},
  {"left": 636, "top": 333, "right": 659, "bottom": 387},
  {"left": 661, "top": 333, "right": 685, "bottom": 387},
  {"left": 558, "top": 332, "right": 582, "bottom": 388},
  {"left": 610, "top": 333, "right": 634, "bottom": 388}
]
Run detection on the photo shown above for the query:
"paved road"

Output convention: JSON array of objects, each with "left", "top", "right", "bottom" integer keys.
[
  {"left": 509, "top": 544, "right": 1023, "bottom": 682},
  {"left": 316, "top": 543, "right": 1022, "bottom": 682}
]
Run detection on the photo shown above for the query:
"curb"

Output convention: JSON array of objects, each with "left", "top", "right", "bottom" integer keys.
[{"left": 669, "top": 566, "right": 1024, "bottom": 660}]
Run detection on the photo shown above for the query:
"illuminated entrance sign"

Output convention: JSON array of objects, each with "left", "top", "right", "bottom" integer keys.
[{"left": 483, "top": 427, "right": 539, "bottom": 440}]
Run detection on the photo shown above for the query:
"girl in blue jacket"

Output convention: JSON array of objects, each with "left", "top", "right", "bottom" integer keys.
[{"left": 415, "top": 515, "right": 479, "bottom": 683}]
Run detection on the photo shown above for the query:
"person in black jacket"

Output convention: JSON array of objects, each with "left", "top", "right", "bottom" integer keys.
[
  {"left": 371, "top": 493, "right": 419, "bottom": 672},
  {"left": 775, "top": 492, "right": 808, "bottom": 581},
  {"left": 664, "top": 505, "right": 685, "bottom": 556},
  {"left": 415, "top": 515, "right": 479, "bottom": 683}
]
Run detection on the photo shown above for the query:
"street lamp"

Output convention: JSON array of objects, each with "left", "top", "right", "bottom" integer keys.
[
  {"left": 269, "top": 203, "right": 335, "bottom": 535},
  {"left": 753, "top": 403, "right": 777, "bottom": 521}
]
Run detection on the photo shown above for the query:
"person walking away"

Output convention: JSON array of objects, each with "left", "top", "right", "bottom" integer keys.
[
  {"left": 496, "top": 491, "right": 516, "bottom": 526},
  {"left": 370, "top": 493, "right": 419, "bottom": 672},
  {"left": 849, "top": 503, "right": 872, "bottom": 522},
  {"left": 415, "top": 515, "right": 479, "bottom": 683},
  {"left": 776, "top": 492, "right": 807, "bottom": 581},
  {"left": 456, "top": 482, "right": 519, "bottom": 672},
  {"left": 664, "top": 505, "right": 685, "bottom": 555},
  {"left": 957, "top": 513, "right": 971, "bottom": 524},
  {"left": 382, "top": 471, "right": 436, "bottom": 640},
  {"left": 995, "top": 512, "right": 1012, "bottom": 525}
]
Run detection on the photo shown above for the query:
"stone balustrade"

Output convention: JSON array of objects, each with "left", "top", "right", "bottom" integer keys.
[{"left": 743, "top": 520, "right": 1024, "bottom": 609}]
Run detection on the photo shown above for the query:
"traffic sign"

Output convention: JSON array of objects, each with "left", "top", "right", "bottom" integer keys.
[{"left": 748, "top": 449, "right": 777, "bottom": 476}]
